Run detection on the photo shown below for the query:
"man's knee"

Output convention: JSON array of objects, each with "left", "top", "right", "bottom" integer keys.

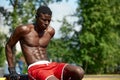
[
  {"left": 75, "top": 67, "right": 84, "bottom": 78},
  {"left": 64, "top": 64, "right": 84, "bottom": 79},
  {"left": 47, "top": 76, "right": 59, "bottom": 80}
]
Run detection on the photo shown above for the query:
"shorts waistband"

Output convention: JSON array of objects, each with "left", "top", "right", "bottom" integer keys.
[{"left": 28, "top": 60, "right": 50, "bottom": 69}]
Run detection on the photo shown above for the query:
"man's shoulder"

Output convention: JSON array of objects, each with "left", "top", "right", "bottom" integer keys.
[
  {"left": 16, "top": 24, "right": 34, "bottom": 33},
  {"left": 47, "top": 26, "right": 55, "bottom": 37},
  {"left": 47, "top": 26, "right": 55, "bottom": 32},
  {"left": 47, "top": 26, "right": 54, "bottom": 31}
]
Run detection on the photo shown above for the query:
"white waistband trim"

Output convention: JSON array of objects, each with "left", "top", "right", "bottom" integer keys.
[{"left": 28, "top": 60, "right": 50, "bottom": 69}]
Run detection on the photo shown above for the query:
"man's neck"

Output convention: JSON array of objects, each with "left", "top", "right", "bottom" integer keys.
[{"left": 34, "top": 23, "right": 45, "bottom": 35}]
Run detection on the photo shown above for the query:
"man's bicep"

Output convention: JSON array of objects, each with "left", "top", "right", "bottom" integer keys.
[
  {"left": 7, "top": 28, "right": 22, "bottom": 47},
  {"left": 7, "top": 25, "right": 29, "bottom": 47}
]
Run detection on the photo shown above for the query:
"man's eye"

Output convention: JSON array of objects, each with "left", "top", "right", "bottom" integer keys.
[
  {"left": 44, "top": 19, "right": 46, "bottom": 21},
  {"left": 42, "top": 19, "right": 46, "bottom": 21}
]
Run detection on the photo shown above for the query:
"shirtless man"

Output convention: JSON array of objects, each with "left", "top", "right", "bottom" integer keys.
[{"left": 5, "top": 6, "right": 84, "bottom": 80}]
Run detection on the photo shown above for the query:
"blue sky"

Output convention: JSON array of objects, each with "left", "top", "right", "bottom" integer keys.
[{"left": 0, "top": 0, "right": 11, "bottom": 8}]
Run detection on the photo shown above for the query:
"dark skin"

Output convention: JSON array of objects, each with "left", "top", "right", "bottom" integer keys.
[{"left": 5, "top": 13, "right": 84, "bottom": 80}]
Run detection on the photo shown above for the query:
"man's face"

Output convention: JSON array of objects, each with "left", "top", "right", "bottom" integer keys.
[{"left": 36, "top": 13, "right": 51, "bottom": 30}]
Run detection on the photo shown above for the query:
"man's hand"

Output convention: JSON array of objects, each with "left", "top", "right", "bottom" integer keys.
[{"left": 8, "top": 67, "right": 20, "bottom": 80}]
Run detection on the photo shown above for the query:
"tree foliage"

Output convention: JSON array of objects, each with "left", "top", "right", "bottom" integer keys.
[
  {"left": 0, "top": 32, "right": 6, "bottom": 67},
  {"left": 47, "top": 17, "right": 77, "bottom": 63},
  {"left": 48, "top": 0, "right": 120, "bottom": 74},
  {"left": 77, "top": 0, "right": 120, "bottom": 74}
]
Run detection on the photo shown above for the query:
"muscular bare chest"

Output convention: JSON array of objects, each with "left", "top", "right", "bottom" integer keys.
[{"left": 20, "top": 30, "right": 51, "bottom": 47}]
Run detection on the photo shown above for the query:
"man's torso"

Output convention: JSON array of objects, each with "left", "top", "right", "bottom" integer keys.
[{"left": 19, "top": 24, "right": 53, "bottom": 65}]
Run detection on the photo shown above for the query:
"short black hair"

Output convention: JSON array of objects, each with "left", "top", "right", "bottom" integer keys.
[{"left": 36, "top": 6, "right": 52, "bottom": 16}]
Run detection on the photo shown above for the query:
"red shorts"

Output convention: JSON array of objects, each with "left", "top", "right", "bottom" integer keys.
[{"left": 28, "top": 61, "right": 67, "bottom": 80}]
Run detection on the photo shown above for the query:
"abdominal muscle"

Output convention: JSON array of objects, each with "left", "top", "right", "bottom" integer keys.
[{"left": 21, "top": 45, "right": 49, "bottom": 66}]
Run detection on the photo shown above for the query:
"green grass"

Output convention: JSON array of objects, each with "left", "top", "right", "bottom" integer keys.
[{"left": 83, "top": 74, "right": 120, "bottom": 80}]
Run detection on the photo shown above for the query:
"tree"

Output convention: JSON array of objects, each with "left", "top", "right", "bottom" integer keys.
[
  {"left": 47, "top": 17, "right": 77, "bottom": 63},
  {"left": 77, "top": 0, "right": 120, "bottom": 74},
  {"left": 59, "top": 17, "right": 82, "bottom": 64},
  {"left": 0, "top": 32, "right": 6, "bottom": 67}
]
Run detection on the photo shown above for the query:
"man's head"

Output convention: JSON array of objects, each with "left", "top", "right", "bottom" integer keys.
[
  {"left": 35, "top": 6, "right": 52, "bottom": 31},
  {"left": 36, "top": 6, "right": 52, "bottom": 17}
]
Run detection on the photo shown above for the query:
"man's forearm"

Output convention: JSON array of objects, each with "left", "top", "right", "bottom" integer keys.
[
  {"left": 5, "top": 45, "right": 20, "bottom": 80},
  {"left": 5, "top": 44, "right": 15, "bottom": 67}
]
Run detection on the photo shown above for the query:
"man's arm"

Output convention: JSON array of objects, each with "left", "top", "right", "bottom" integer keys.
[
  {"left": 5, "top": 25, "right": 29, "bottom": 67},
  {"left": 5, "top": 25, "right": 29, "bottom": 79},
  {"left": 5, "top": 26, "right": 22, "bottom": 67}
]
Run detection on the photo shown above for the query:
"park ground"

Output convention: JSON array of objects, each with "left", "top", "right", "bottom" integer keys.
[
  {"left": 83, "top": 74, "right": 120, "bottom": 80},
  {"left": 0, "top": 74, "right": 119, "bottom": 80}
]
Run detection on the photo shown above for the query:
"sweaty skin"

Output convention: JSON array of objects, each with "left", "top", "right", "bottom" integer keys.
[
  {"left": 19, "top": 24, "right": 54, "bottom": 65},
  {"left": 5, "top": 13, "right": 54, "bottom": 66}
]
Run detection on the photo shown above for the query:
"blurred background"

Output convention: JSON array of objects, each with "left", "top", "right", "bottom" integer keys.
[{"left": 0, "top": 0, "right": 120, "bottom": 78}]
